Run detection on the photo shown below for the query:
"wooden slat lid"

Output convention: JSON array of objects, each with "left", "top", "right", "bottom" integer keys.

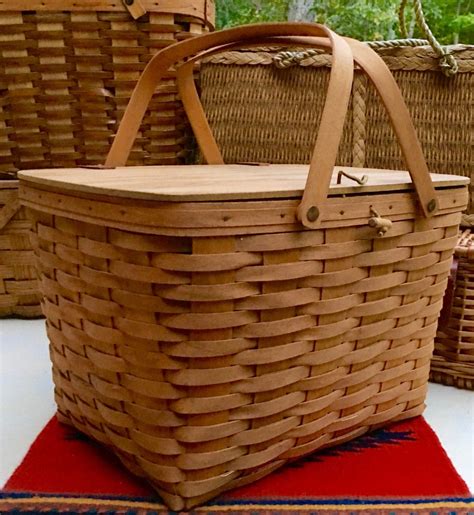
[{"left": 18, "top": 165, "right": 469, "bottom": 202}]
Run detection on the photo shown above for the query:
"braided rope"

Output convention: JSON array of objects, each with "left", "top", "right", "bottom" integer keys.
[
  {"left": 273, "top": 1, "right": 459, "bottom": 76},
  {"left": 273, "top": 41, "right": 432, "bottom": 69},
  {"left": 351, "top": 74, "right": 367, "bottom": 168},
  {"left": 273, "top": 41, "right": 461, "bottom": 73},
  {"left": 399, "top": 0, "right": 458, "bottom": 76},
  {"left": 273, "top": 50, "right": 314, "bottom": 69},
  {"left": 205, "top": 50, "right": 276, "bottom": 66},
  {"left": 205, "top": 46, "right": 472, "bottom": 72},
  {"left": 368, "top": 38, "right": 429, "bottom": 49}
]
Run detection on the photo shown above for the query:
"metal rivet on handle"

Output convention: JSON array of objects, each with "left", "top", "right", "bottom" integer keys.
[
  {"left": 306, "top": 206, "right": 319, "bottom": 222},
  {"left": 427, "top": 199, "right": 437, "bottom": 213}
]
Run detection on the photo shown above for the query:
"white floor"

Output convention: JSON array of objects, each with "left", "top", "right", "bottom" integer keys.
[{"left": 1, "top": 318, "right": 473, "bottom": 492}]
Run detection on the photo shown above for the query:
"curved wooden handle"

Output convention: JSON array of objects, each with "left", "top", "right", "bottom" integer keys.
[
  {"left": 105, "top": 23, "right": 438, "bottom": 227},
  {"left": 105, "top": 23, "right": 354, "bottom": 228},
  {"left": 176, "top": 35, "right": 439, "bottom": 224}
]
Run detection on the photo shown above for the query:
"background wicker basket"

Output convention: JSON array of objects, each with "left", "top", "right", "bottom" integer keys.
[
  {"left": 0, "top": 0, "right": 214, "bottom": 317},
  {"left": 0, "top": 0, "right": 214, "bottom": 172},
  {"left": 432, "top": 229, "right": 474, "bottom": 390},
  {"left": 199, "top": 42, "right": 473, "bottom": 209},
  {"left": 0, "top": 174, "right": 41, "bottom": 317}
]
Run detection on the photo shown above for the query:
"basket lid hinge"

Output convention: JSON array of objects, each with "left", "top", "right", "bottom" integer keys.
[{"left": 122, "top": 0, "right": 147, "bottom": 20}]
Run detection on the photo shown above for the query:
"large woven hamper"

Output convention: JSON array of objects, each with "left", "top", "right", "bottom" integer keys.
[
  {"left": 432, "top": 230, "right": 474, "bottom": 390},
  {"left": 199, "top": 43, "right": 473, "bottom": 210},
  {"left": 0, "top": 174, "right": 41, "bottom": 316},
  {"left": 0, "top": 0, "right": 214, "bottom": 317},
  {"left": 19, "top": 24, "right": 469, "bottom": 510}
]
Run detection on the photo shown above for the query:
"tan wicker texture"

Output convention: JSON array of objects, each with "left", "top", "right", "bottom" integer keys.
[
  {"left": 0, "top": 177, "right": 41, "bottom": 317},
  {"left": 432, "top": 229, "right": 474, "bottom": 390},
  {"left": 0, "top": 0, "right": 214, "bottom": 173},
  {"left": 199, "top": 44, "right": 474, "bottom": 210}
]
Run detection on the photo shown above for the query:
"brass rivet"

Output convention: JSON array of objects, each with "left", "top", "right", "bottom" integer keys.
[
  {"left": 306, "top": 206, "right": 319, "bottom": 222},
  {"left": 427, "top": 199, "right": 437, "bottom": 213}
]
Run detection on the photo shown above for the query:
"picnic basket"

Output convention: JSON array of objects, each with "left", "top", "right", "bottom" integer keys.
[
  {"left": 19, "top": 23, "right": 469, "bottom": 510},
  {"left": 0, "top": 0, "right": 214, "bottom": 317},
  {"left": 0, "top": 173, "right": 41, "bottom": 317},
  {"left": 431, "top": 230, "right": 474, "bottom": 390}
]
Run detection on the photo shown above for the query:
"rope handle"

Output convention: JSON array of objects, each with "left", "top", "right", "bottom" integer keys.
[
  {"left": 398, "top": 0, "right": 458, "bottom": 76},
  {"left": 274, "top": 0, "right": 458, "bottom": 77}
]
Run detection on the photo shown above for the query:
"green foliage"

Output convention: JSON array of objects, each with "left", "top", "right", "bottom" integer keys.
[
  {"left": 216, "top": 0, "right": 288, "bottom": 28},
  {"left": 415, "top": 0, "right": 473, "bottom": 44},
  {"left": 312, "top": 0, "right": 399, "bottom": 41},
  {"left": 215, "top": 0, "right": 474, "bottom": 44}
]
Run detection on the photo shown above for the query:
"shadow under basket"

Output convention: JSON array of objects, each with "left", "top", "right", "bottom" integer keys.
[
  {"left": 0, "top": 176, "right": 42, "bottom": 318},
  {"left": 432, "top": 229, "right": 474, "bottom": 390}
]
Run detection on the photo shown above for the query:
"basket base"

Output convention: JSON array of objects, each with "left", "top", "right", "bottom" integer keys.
[
  {"left": 0, "top": 305, "right": 43, "bottom": 319},
  {"left": 430, "top": 367, "right": 474, "bottom": 391}
]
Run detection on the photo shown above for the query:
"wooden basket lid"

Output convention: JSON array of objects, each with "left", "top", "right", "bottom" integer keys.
[{"left": 18, "top": 164, "right": 469, "bottom": 202}]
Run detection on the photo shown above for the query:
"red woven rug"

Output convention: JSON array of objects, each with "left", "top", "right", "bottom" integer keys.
[{"left": 1, "top": 415, "right": 472, "bottom": 514}]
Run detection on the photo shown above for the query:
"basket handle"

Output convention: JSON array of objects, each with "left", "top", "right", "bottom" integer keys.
[
  {"left": 175, "top": 36, "right": 351, "bottom": 166},
  {"left": 105, "top": 23, "right": 438, "bottom": 228},
  {"left": 176, "top": 35, "right": 439, "bottom": 223},
  {"left": 105, "top": 23, "right": 355, "bottom": 228}
]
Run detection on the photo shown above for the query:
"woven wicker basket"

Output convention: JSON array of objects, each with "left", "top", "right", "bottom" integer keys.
[
  {"left": 432, "top": 229, "right": 474, "bottom": 390},
  {"left": 0, "top": 175, "right": 41, "bottom": 317},
  {"left": 0, "top": 0, "right": 214, "bottom": 172},
  {"left": 0, "top": 0, "right": 214, "bottom": 317},
  {"left": 19, "top": 24, "right": 469, "bottom": 510},
  {"left": 199, "top": 44, "right": 473, "bottom": 211}
]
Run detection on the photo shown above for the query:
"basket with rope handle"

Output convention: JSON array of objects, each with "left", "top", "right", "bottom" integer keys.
[
  {"left": 198, "top": 0, "right": 473, "bottom": 213},
  {"left": 19, "top": 22, "right": 468, "bottom": 510}
]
